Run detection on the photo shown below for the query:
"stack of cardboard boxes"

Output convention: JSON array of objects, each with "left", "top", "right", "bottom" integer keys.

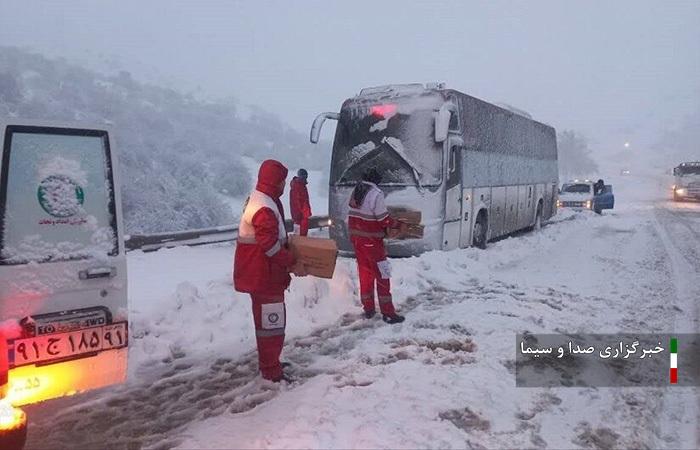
[{"left": 386, "top": 207, "right": 424, "bottom": 240}]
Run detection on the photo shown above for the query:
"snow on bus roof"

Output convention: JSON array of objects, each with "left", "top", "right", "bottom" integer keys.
[
  {"left": 494, "top": 102, "right": 533, "bottom": 119},
  {"left": 357, "top": 83, "right": 442, "bottom": 97},
  {"left": 358, "top": 84, "right": 423, "bottom": 96}
]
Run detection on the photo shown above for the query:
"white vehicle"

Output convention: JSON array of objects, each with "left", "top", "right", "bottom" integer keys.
[
  {"left": 0, "top": 122, "right": 128, "bottom": 448},
  {"left": 558, "top": 179, "right": 615, "bottom": 214},
  {"left": 672, "top": 162, "right": 700, "bottom": 201},
  {"left": 310, "top": 83, "right": 559, "bottom": 255}
]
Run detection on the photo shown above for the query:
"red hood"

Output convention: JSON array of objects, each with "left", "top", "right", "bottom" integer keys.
[{"left": 256, "top": 159, "right": 288, "bottom": 199}]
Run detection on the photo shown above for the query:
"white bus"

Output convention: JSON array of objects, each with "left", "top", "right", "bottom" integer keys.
[
  {"left": 0, "top": 122, "right": 128, "bottom": 448},
  {"left": 310, "top": 83, "right": 559, "bottom": 256}
]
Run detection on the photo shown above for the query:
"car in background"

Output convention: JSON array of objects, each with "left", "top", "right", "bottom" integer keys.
[
  {"left": 620, "top": 169, "right": 631, "bottom": 176},
  {"left": 557, "top": 179, "right": 615, "bottom": 214},
  {"left": 672, "top": 162, "right": 700, "bottom": 201}
]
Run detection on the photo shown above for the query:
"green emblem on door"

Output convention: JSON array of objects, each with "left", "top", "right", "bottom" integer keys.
[{"left": 37, "top": 175, "right": 85, "bottom": 218}]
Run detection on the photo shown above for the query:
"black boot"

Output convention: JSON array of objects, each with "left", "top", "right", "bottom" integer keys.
[
  {"left": 364, "top": 309, "right": 377, "bottom": 319},
  {"left": 382, "top": 313, "right": 405, "bottom": 324},
  {"left": 271, "top": 372, "right": 296, "bottom": 383}
]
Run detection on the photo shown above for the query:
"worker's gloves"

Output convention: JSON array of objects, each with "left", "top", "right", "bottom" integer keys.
[{"left": 293, "top": 261, "right": 309, "bottom": 277}]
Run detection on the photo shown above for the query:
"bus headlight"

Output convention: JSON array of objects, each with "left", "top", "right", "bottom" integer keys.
[
  {"left": 556, "top": 200, "right": 562, "bottom": 208},
  {"left": 585, "top": 200, "right": 592, "bottom": 209},
  {"left": 676, "top": 188, "right": 687, "bottom": 195}
]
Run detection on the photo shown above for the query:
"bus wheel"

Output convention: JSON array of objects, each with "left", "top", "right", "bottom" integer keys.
[
  {"left": 0, "top": 404, "right": 28, "bottom": 450},
  {"left": 534, "top": 204, "right": 543, "bottom": 231},
  {"left": 472, "top": 214, "right": 487, "bottom": 249}
]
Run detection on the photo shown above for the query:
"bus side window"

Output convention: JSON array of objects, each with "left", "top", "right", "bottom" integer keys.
[
  {"left": 448, "top": 111, "right": 460, "bottom": 132},
  {"left": 446, "top": 97, "right": 460, "bottom": 132},
  {"left": 448, "top": 146, "right": 461, "bottom": 187}
]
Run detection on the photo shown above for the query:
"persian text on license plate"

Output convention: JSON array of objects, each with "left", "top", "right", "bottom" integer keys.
[{"left": 12, "top": 322, "right": 128, "bottom": 367}]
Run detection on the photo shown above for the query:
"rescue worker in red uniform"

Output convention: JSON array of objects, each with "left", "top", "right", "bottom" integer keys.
[
  {"left": 289, "top": 169, "right": 312, "bottom": 236},
  {"left": 234, "top": 159, "right": 305, "bottom": 382},
  {"left": 348, "top": 168, "right": 406, "bottom": 324}
]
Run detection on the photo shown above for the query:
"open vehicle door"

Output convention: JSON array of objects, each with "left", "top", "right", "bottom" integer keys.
[
  {"left": 595, "top": 185, "right": 615, "bottom": 210},
  {"left": 0, "top": 122, "right": 128, "bottom": 448}
]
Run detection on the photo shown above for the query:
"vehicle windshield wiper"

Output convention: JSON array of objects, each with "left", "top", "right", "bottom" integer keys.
[
  {"left": 381, "top": 137, "right": 423, "bottom": 189},
  {"left": 336, "top": 138, "right": 425, "bottom": 189}
]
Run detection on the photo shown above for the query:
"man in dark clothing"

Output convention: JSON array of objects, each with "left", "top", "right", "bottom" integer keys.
[
  {"left": 290, "top": 169, "right": 312, "bottom": 236},
  {"left": 594, "top": 179, "right": 605, "bottom": 195}
]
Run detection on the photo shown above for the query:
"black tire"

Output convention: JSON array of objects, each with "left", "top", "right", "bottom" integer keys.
[
  {"left": 472, "top": 214, "right": 487, "bottom": 249},
  {"left": 594, "top": 205, "right": 602, "bottom": 215},
  {"left": 533, "top": 204, "right": 543, "bottom": 231}
]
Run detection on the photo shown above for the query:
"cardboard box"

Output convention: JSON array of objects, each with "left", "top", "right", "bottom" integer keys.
[
  {"left": 402, "top": 223, "right": 424, "bottom": 239},
  {"left": 288, "top": 235, "right": 338, "bottom": 279},
  {"left": 387, "top": 207, "right": 424, "bottom": 240},
  {"left": 387, "top": 207, "right": 422, "bottom": 224}
]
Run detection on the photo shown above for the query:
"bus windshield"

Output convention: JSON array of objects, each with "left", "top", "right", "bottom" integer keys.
[{"left": 330, "top": 103, "right": 442, "bottom": 187}]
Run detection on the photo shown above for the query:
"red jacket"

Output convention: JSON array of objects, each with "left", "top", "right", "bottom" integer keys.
[
  {"left": 289, "top": 176, "right": 312, "bottom": 224},
  {"left": 234, "top": 160, "right": 296, "bottom": 296},
  {"left": 348, "top": 181, "right": 398, "bottom": 243}
]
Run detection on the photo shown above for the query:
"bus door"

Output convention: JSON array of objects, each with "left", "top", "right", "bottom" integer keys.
[
  {"left": 0, "top": 124, "right": 127, "bottom": 407},
  {"left": 443, "top": 144, "right": 462, "bottom": 249}
]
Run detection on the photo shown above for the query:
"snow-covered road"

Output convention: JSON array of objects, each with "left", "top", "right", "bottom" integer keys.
[{"left": 24, "top": 176, "right": 700, "bottom": 449}]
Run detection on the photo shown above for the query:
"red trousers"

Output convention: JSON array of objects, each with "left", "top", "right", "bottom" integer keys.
[
  {"left": 294, "top": 217, "right": 309, "bottom": 236},
  {"left": 250, "top": 294, "right": 286, "bottom": 381},
  {"left": 351, "top": 237, "right": 396, "bottom": 316}
]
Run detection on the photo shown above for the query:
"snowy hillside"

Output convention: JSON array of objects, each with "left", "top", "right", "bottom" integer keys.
[
  {"left": 24, "top": 172, "right": 699, "bottom": 449},
  {"left": 0, "top": 47, "right": 329, "bottom": 233}
]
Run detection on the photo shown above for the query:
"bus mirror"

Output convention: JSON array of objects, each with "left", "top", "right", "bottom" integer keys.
[
  {"left": 310, "top": 112, "right": 340, "bottom": 144},
  {"left": 435, "top": 105, "right": 451, "bottom": 143}
]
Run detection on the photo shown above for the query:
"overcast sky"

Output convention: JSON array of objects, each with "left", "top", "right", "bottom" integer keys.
[{"left": 1, "top": 0, "right": 699, "bottom": 153}]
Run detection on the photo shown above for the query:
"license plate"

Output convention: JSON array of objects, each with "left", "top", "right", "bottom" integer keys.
[{"left": 12, "top": 322, "right": 128, "bottom": 367}]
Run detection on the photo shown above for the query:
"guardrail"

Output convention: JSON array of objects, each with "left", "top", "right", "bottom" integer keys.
[{"left": 125, "top": 215, "right": 332, "bottom": 252}]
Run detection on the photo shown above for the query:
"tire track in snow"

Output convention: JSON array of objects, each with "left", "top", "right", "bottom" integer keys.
[
  {"left": 25, "top": 289, "right": 444, "bottom": 449},
  {"left": 651, "top": 202, "right": 700, "bottom": 449},
  {"left": 25, "top": 278, "right": 559, "bottom": 450}
]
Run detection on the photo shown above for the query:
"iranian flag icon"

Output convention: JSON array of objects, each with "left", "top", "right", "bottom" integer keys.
[{"left": 670, "top": 338, "right": 678, "bottom": 384}]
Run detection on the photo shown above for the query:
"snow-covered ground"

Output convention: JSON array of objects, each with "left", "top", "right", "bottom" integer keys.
[{"left": 24, "top": 173, "right": 699, "bottom": 449}]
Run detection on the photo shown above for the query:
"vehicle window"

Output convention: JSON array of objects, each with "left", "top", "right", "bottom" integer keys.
[
  {"left": 447, "top": 146, "right": 461, "bottom": 188},
  {"left": 561, "top": 183, "right": 591, "bottom": 194},
  {"left": 0, "top": 127, "right": 118, "bottom": 264},
  {"left": 330, "top": 98, "right": 443, "bottom": 186},
  {"left": 448, "top": 102, "right": 460, "bottom": 132},
  {"left": 677, "top": 164, "right": 700, "bottom": 176}
]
